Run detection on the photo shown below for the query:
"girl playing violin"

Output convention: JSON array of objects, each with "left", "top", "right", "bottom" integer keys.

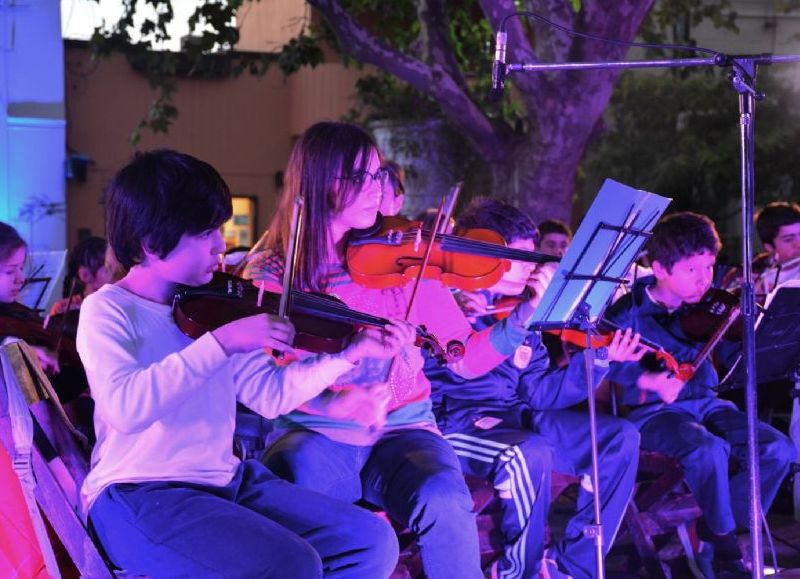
[
  {"left": 0, "top": 221, "right": 64, "bottom": 374},
  {"left": 246, "top": 121, "right": 556, "bottom": 578},
  {"left": 77, "top": 149, "right": 402, "bottom": 578},
  {"left": 48, "top": 236, "right": 110, "bottom": 317}
]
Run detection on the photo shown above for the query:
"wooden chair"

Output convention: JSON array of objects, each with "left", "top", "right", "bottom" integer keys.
[{"left": 0, "top": 340, "right": 142, "bottom": 578}]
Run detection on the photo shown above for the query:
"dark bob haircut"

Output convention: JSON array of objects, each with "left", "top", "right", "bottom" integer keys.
[
  {"left": 105, "top": 150, "right": 232, "bottom": 269},
  {"left": 647, "top": 211, "right": 721, "bottom": 272},
  {"left": 455, "top": 197, "right": 539, "bottom": 245}
]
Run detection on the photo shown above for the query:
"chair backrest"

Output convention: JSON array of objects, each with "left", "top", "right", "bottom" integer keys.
[{"left": 0, "top": 340, "right": 114, "bottom": 578}]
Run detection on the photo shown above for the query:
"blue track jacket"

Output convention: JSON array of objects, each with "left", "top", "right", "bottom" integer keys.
[{"left": 426, "top": 309, "right": 610, "bottom": 432}]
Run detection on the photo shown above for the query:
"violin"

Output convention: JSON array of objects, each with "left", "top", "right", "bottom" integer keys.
[
  {"left": 46, "top": 309, "right": 81, "bottom": 343},
  {"left": 679, "top": 287, "right": 744, "bottom": 343},
  {"left": 0, "top": 302, "right": 82, "bottom": 368},
  {"left": 346, "top": 214, "right": 558, "bottom": 292},
  {"left": 545, "top": 322, "right": 695, "bottom": 381},
  {"left": 172, "top": 271, "right": 465, "bottom": 365},
  {"left": 484, "top": 295, "right": 695, "bottom": 380}
]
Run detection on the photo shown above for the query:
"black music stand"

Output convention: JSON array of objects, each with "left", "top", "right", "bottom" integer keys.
[
  {"left": 720, "top": 282, "right": 800, "bottom": 523},
  {"left": 529, "top": 178, "right": 671, "bottom": 578},
  {"left": 720, "top": 283, "right": 800, "bottom": 390},
  {"left": 18, "top": 277, "right": 51, "bottom": 314}
]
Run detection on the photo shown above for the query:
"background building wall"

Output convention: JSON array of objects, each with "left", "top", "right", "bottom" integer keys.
[
  {"left": 1, "top": 0, "right": 66, "bottom": 251},
  {"left": 64, "top": 40, "right": 361, "bottom": 249}
]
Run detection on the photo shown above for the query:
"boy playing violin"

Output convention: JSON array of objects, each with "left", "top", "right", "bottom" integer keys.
[
  {"left": 605, "top": 211, "right": 795, "bottom": 574},
  {"left": 755, "top": 201, "right": 800, "bottom": 297},
  {"left": 426, "top": 198, "right": 645, "bottom": 579},
  {"left": 246, "top": 122, "right": 556, "bottom": 578},
  {"left": 77, "top": 149, "right": 404, "bottom": 578}
]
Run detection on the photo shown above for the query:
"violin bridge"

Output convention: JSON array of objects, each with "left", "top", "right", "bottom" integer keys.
[
  {"left": 413, "top": 227, "right": 422, "bottom": 253},
  {"left": 227, "top": 279, "right": 244, "bottom": 298}
]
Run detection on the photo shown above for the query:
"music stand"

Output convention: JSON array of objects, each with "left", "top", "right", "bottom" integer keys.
[
  {"left": 720, "top": 282, "right": 800, "bottom": 390},
  {"left": 529, "top": 178, "right": 671, "bottom": 578},
  {"left": 17, "top": 250, "right": 68, "bottom": 314},
  {"left": 719, "top": 282, "right": 800, "bottom": 523}
]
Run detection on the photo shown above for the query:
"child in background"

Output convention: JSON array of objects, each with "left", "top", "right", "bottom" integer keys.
[
  {"left": 755, "top": 201, "right": 800, "bottom": 296},
  {"left": 49, "top": 236, "right": 110, "bottom": 317}
]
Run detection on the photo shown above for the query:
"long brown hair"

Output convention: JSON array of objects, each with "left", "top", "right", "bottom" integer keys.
[{"left": 266, "top": 122, "right": 379, "bottom": 292}]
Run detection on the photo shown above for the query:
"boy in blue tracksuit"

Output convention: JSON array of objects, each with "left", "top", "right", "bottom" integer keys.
[
  {"left": 425, "top": 199, "right": 644, "bottom": 579},
  {"left": 605, "top": 211, "right": 796, "bottom": 575}
]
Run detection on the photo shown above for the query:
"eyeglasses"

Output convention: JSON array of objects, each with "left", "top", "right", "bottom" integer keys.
[{"left": 338, "top": 168, "right": 390, "bottom": 190}]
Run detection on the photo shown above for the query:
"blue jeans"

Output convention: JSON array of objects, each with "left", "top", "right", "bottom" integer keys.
[
  {"left": 263, "top": 428, "right": 483, "bottom": 579},
  {"left": 637, "top": 397, "right": 796, "bottom": 534},
  {"left": 89, "top": 460, "right": 398, "bottom": 578}
]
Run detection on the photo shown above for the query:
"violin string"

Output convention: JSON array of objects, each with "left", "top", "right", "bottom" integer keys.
[
  {"left": 289, "top": 291, "right": 396, "bottom": 328},
  {"left": 392, "top": 230, "right": 553, "bottom": 263},
  {"left": 257, "top": 282, "right": 265, "bottom": 308}
]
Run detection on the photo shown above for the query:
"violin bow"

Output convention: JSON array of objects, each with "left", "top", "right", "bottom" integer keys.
[
  {"left": 278, "top": 195, "right": 304, "bottom": 319},
  {"left": 404, "top": 196, "right": 447, "bottom": 321},
  {"left": 689, "top": 301, "right": 741, "bottom": 371},
  {"left": 438, "top": 182, "right": 462, "bottom": 235},
  {"left": 263, "top": 195, "right": 304, "bottom": 359},
  {"left": 373, "top": 197, "right": 447, "bottom": 410},
  {"left": 52, "top": 276, "right": 79, "bottom": 356}
]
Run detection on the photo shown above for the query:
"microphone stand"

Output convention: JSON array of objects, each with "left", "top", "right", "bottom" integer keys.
[{"left": 503, "top": 51, "right": 800, "bottom": 578}]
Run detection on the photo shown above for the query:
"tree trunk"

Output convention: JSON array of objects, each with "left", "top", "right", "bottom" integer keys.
[{"left": 490, "top": 138, "right": 582, "bottom": 225}]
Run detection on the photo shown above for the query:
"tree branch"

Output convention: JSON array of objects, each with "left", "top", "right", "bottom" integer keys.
[
  {"left": 309, "top": 0, "right": 509, "bottom": 161},
  {"left": 579, "top": 0, "right": 655, "bottom": 63},
  {"left": 559, "top": 0, "right": 655, "bottom": 108},
  {"left": 528, "top": 0, "right": 576, "bottom": 64},
  {"left": 415, "top": 0, "right": 469, "bottom": 93}
]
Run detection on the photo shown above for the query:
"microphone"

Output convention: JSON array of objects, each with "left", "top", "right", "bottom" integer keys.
[{"left": 488, "top": 30, "right": 507, "bottom": 103}]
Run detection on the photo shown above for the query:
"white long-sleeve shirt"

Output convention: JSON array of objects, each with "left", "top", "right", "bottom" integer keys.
[{"left": 77, "top": 283, "right": 355, "bottom": 510}]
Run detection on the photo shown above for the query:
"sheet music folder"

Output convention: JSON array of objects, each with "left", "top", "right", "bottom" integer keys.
[
  {"left": 529, "top": 179, "right": 672, "bottom": 330},
  {"left": 720, "top": 281, "right": 800, "bottom": 389}
]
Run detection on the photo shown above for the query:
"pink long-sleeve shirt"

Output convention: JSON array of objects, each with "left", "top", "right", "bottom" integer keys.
[{"left": 244, "top": 251, "right": 535, "bottom": 445}]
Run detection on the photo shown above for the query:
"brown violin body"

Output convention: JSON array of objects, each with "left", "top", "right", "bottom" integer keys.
[
  {"left": 346, "top": 215, "right": 557, "bottom": 292},
  {"left": 174, "top": 273, "right": 358, "bottom": 354},
  {"left": 48, "top": 309, "right": 81, "bottom": 342},
  {"left": 173, "top": 271, "right": 464, "bottom": 364},
  {"left": 0, "top": 302, "right": 82, "bottom": 368},
  {"left": 680, "top": 288, "right": 743, "bottom": 343},
  {"left": 482, "top": 295, "right": 696, "bottom": 379}
]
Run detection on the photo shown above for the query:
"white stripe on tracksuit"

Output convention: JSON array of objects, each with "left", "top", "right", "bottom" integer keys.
[{"left": 444, "top": 433, "right": 541, "bottom": 579}]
